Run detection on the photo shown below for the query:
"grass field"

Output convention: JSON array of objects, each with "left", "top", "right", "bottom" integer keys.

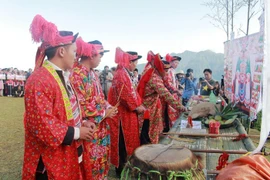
[
  {"left": 0, "top": 97, "right": 24, "bottom": 180},
  {"left": 0, "top": 97, "right": 269, "bottom": 179},
  {"left": 0, "top": 97, "right": 118, "bottom": 180}
]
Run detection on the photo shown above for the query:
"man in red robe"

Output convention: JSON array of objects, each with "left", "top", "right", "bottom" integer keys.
[
  {"left": 70, "top": 37, "right": 118, "bottom": 179},
  {"left": 108, "top": 47, "right": 145, "bottom": 177},
  {"left": 162, "top": 54, "right": 182, "bottom": 132},
  {"left": 137, "top": 52, "right": 186, "bottom": 144},
  {"left": 22, "top": 15, "right": 94, "bottom": 180}
]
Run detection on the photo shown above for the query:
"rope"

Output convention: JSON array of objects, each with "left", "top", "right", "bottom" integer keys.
[
  {"left": 147, "top": 144, "right": 174, "bottom": 163},
  {"left": 242, "top": 152, "right": 252, "bottom": 156}
]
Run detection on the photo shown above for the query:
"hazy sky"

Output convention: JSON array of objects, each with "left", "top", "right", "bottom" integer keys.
[{"left": 0, "top": 0, "right": 263, "bottom": 70}]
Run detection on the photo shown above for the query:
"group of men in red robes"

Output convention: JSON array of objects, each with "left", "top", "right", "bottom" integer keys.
[{"left": 22, "top": 14, "right": 186, "bottom": 180}]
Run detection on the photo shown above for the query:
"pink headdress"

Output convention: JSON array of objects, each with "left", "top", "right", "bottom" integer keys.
[
  {"left": 30, "top": 14, "right": 78, "bottom": 70},
  {"left": 76, "top": 37, "right": 97, "bottom": 58},
  {"left": 115, "top": 47, "right": 139, "bottom": 68},
  {"left": 147, "top": 51, "right": 155, "bottom": 62},
  {"left": 153, "top": 53, "right": 165, "bottom": 77},
  {"left": 165, "top": 53, "right": 176, "bottom": 62}
]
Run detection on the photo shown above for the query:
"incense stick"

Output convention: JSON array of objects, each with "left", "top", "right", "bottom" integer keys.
[
  {"left": 117, "top": 84, "right": 124, "bottom": 102},
  {"left": 101, "top": 84, "right": 124, "bottom": 120}
]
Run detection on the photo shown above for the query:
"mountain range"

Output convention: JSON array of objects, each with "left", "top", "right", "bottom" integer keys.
[{"left": 136, "top": 50, "right": 224, "bottom": 81}]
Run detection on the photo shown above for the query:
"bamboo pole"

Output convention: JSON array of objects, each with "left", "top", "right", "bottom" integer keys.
[
  {"left": 163, "top": 132, "right": 268, "bottom": 138},
  {"left": 168, "top": 135, "right": 195, "bottom": 143},
  {"left": 171, "top": 144, "right": 269, "bottom": 154},
  {"left": 207, "top": 170, "right": 220, "bottom": 174},
  {"left": 189, "top": 149, "right": 248, "bottom": 154},
  {"left": 170, "top": 145, "right": 249, "bottom": 154}
]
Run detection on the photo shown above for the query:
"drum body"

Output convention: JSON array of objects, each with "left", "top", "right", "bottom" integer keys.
[{"left": 121, "top": 144, "right": 205, "bottom": 180}]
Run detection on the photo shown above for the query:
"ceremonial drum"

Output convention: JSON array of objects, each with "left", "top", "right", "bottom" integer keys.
[{"left": 121, "top": 144, "right": 205, "bottom": 180}]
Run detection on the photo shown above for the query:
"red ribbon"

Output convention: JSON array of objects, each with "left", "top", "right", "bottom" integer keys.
[
  {"left": 232, "top": 134, "right": 248, "bottom": 141},
  {"left": 216, "top": 152, "right": 229, "bottom": 170},
  {"left": 187, "top": 116, "right": 193, "bottom": 127},
  {"left": 143, "top": 109, "right": 150, "bottom": 119},
  {"left": 221, "top": 100, "right": 225, "bottom": 106}
]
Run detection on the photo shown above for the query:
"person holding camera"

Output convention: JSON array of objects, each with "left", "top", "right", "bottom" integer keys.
[
  {"left": 198, "top": 68, "right": 215, "bottom": 95},
  {"left": 180, "top": 69, "right": 198, "bottom": 106}
]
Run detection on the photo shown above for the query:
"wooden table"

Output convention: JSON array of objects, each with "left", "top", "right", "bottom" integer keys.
[{"left": 159, "top": 100, "right": 255, "bottom": 179}]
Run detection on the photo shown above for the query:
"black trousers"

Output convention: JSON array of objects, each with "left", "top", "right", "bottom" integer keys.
[
  {"left": 35, "top": 157, "right": 48, "bottom": 180},
  {"left": 163, "top": 104, "right": 170, "bottom": 133},
  {"left": 140, "top": 119, "right": 151, "bottom": 145},
  {"left": 35, "top": 171, "right": 48, "bottom": 180},
  {"left": 115, "top": 124, "right": 127, "bottom": 177}
]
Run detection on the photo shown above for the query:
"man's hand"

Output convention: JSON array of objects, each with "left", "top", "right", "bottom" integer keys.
[
  {"left": 177, "top": 90, "right": 183, "bottom": 96},
  {"left": 79, "top": 127, "right": 95, "bottom": 141},
  {"left": 136, "top": 105, "right": 146, "bottom": 113},
  {"left": 105, "top": 107, "right": 118, "bottom": 118},
  {"left": 180, "top": 106, "right": 188, "bottom": 112},
  {"left": 174, "top": 90, "right": 182, "bottom": 96},
  {"left": 82, "top": 121, "right": 96, "bottom": 133}
]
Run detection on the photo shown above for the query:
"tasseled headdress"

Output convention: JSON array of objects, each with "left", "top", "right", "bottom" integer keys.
[{"left": 30, "top": 14, "right": 78, "bottom": 70}]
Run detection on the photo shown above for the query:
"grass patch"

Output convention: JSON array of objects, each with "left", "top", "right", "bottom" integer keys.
[
  {"left": 254, "top": 110, "right": 262, "bottom": 131},
  {"left": 0, "top": 97, "right": 118, "bottom": 180},
  {"left": 0, "top": 97, "right": 24, "bottom": 179}
]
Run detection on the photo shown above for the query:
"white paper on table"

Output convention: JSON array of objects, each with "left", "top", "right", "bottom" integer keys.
[{"left": 180, "top": 120, "right": 202, "bottom": 129}]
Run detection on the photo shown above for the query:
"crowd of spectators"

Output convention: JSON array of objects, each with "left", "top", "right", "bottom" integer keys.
[{"left": 0, "top": 67, "right": 32, "bottom": 97}]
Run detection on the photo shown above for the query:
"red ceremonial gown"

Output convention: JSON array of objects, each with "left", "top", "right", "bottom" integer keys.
[
  {"left": 163, "top": 68, "right": 181, "bottom": 127},
  {"left": 138, "top": 68, "right": 184, "bottom": 144},
  {"left": 22, "top": 61, "right": 92, "bottom": 180},
  {"left": 70, "top": 64, "right": 110, "bottom": 180},
  {"left": 108, "top": 65, "right": 141, "bottom": 167}
]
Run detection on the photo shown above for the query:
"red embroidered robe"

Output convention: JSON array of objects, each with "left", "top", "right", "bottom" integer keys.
[
  {"left": 138, "top": 69, "right": 184, "bottom": 144},
  {"left": 163, "top": 68, "right": 181, "bottom": 126},
  {"left": 70, "top": 64, "right": 110, "bottom": 180},
  {"left": 22, "top": 62, "right": 92, "bottom": 180},
  {"left": 108, "top": 66, "right": 141, "bottom": 167}
]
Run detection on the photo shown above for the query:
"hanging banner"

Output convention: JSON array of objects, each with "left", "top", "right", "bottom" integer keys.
[{"left": 224, "top": 28, "right": 264, "bottom": 119}]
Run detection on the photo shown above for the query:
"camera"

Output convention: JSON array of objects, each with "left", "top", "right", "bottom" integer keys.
[
  {"left": 199, "top": 77, "right": 205, "bottom": 82},
  {"left": 185, "top": 73, "right": 191, "bottom": 78}
]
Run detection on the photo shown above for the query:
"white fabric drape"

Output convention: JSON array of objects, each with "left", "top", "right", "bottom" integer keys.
[{"left": 253, "top": 1, "right": 270, "bottom": 153}]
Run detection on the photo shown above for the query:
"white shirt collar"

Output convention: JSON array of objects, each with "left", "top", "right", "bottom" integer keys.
[
  {"left": 46, "top": 60, "right": 70, "bottom": 85},
  {"left": 47, "top": 60, "right": 62, "bottom": 71}
]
